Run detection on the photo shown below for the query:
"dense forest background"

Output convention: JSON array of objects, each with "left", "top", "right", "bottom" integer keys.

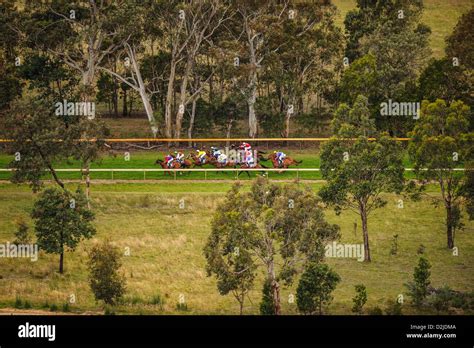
[{"left": 0, "top": 0, "right": 472, "bottom": 139}]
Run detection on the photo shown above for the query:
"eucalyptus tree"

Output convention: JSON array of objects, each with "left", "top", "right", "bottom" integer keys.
[
  {"left": 409, "top": 99, "right": 472, "bottom": 249},
  {"left": 204, "top": 178, "right": 339, "bottom": 315},
  {"left": 319, "top": 96, "right": 405, "bottom": 262}
]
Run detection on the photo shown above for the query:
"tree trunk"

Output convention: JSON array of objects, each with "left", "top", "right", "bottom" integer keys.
[
  {"left": 187, "top": 97, "right": 197, "bottom": 147},
  {"left": 360, "top": 204, "right": 371, "bottom": 262},
  {"left": 85, "top": 164, "right": 91, "bottom": 209},
  {"left": 59, "top": 251, "right": 64, "bottom": 274},
  {"left": 122, "top": 88, "right": 128, "bottom": 116},
  {"left": 248, "top": 102, "right": 257, "bottom": 138},
  {"left": 268, "top": 260, "right": 281, "bottom": 315},
  {"left": 128, "top": 46, "right": 156, "bottom": 135},
  {"left": 175, "top": 57, "right": 193, "bottom": 144},
  {"left": 247, "top": 73, "right": 258, "bottom": 138},
  {"left": 446, "top": 203, "right": 455, "bottom": 249},
  {"left": 112, "top": 60, "right": 119, "bottom": 118},
  {"left": 165, "top": 62, "right": 177, "bottom": 139},
  {"left": 226, "top": 119, "right": 234, "bottom": 148}
]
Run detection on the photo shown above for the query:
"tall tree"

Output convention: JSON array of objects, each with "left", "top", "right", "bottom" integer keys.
[
  {"left": 408, "top": 99, "right": 471, "bottom": 249},
  {"left": 32, "top": 187, "right": 95, "bottom": 274},
  {"left": 204, "top": 178, "right": 339, "bottom": 315},
  {"left": 320, "top": 97, "right": 405, "bottom": 262}
]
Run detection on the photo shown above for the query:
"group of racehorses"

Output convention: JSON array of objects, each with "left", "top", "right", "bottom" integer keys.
[{"left": 155, "top": 147, "right": 302, "bottom": 176}]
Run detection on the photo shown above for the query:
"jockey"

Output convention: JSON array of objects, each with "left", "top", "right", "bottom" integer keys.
[
  {"left": 210, "top": 146, "right": 222, "bottom": 159},
  {"left": 274, "top": 151, "right": 286, "bottom": 167},
  {"left": 196, "top": 149, "right": 207, "bottom": 164},
  {"left": 245, "top": 149, "right": 255, "bottom": 167},
  {"left": 174, "top": 151, "right": 185, "bottom": 164},
  {"left": 239, "top": 142, "right": 251, "bottom": 151},
  {"left": 238, "top": 142, "right": 251, "bottom": 164},
  {"left": 165, "top": 153, "right": 175, "bottom": 168},
  {"left": 217, "top": 153, "right": 228, "bottom": 165}
]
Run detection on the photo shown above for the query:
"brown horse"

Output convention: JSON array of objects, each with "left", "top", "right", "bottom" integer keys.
[
  {"left": 237, "top": 162, "right": 268, "bottom": 178},
  {"left": 267, "top": 153, "right": 302, "bottom": 169},
  {"left": 189, "top": 153, "right": 214, "bottom": 167},
  {"left": 155, "top": 159, "right": 188, "bottom": 176}
]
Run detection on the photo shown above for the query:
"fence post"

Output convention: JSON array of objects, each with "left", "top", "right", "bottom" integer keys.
[
  {"left": 174, "top": 170, "right": 176, "bottom": 180},
  {"left": 144, "top": 170, "right": 146, "bottom": 180},
  {"left": 205, "top": 169, "right": 207, "bottom": 180},
  {"left": 111, "top": 170, "right": 114, "bottom": 180}
]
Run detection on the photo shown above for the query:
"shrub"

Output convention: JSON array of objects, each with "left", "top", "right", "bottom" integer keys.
[
  {"left": 367, "top": 306, "right": 383, "bottom": 315},
  {"left": 352, "top": 284, "right": 367, "bottom": 314},
  {"left": 296, "top": 263, "right": 340, "bottom": 315},
  {"left": 385, "top": 299, "right": 403, "bottom": 315},
  {"left": 150, "top": 294, "right": 164, "bottom": 309},
  {"left": 14, "top": 297, "right": 22, "bottom": 309},
  {"left": 405, "top": 257, "right": 431, "bottom": 307},
  {"left": 88, "top": 240, "right": 126, "bottom": 306},
  {"left": 13, "top": 221, "right": 31, "bottom": 245},
  {"left": 175, "top": 303, "right": 188, "bottom": 312},
  {"left": 62, "top": 302, "right": 70, "bottom": 312}
]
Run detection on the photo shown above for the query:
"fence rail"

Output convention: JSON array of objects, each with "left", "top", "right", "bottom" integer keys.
[{"left": 0, "top": 167, "right": 467, "bottom": 181}]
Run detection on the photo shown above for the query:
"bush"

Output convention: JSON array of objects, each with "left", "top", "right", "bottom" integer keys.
[
  {"left": 352, "top": 284, "right": 367, "bottom": 314},
  {"left": 23, "top": 300, "right": 32, "bottom": 309},
  {"left": 124, "top": 295, "right": 145, "bottom": 305},
  {"left": 175, "top": 302, "right": 188, "bottom": 312},
  {"left": 296, "top": 262, "right": 340, "bottom": 315},
  {"left": 367, "top": 306, "right": 383, "bottom": 315},
  {"left": 13, "top": 221, "right": 31, "bottom": 245},
  {"left": 104, "top": 305, "right": 116, "bottom": 315},
  {"left": 62, "top": 302, "right": 70, "bottom": 312},
  {"left": 88, "top": 240, "right": 126, "bottom": 306},
  {"left": 405, "top": 257, "right": 431, "bottom": 307},
  {"left": 49, "top": 304, "right": 58, "bottom": 312},
  {"left": 427, "top": 286, "right": 474, "bottom": 313},
  {"left": 150, "top": 294, "right": 164, "bottom": 309},
  {"left": 385, "top": 299, "right": 403, "bottom": 315},
  {"left": 14, "top": 297, "right": 22, "bottom": 309}
]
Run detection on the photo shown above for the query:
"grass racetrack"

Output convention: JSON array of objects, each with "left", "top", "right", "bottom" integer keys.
[{"left": 0, "top": 149, "right": 422, "bottom": 181}]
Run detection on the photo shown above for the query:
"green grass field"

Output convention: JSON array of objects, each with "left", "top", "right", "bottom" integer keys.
[
  {"left": 0, "top": 149, "right": 422, "bottom": 181},
  {"left": 0, "top": 181, "right": 472, "bottom": 315}
]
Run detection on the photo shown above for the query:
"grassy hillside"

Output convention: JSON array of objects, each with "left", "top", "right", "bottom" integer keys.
[
  {"left": 0, "top": 182, "right": 472, "bottom": 315},
  {"left": 333, "top": 0, "right": 472, "bottom": 58}
]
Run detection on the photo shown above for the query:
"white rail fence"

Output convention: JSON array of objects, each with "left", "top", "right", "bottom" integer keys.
[{"left": 0, "top": 168, "right": 467, "bottom": 181}]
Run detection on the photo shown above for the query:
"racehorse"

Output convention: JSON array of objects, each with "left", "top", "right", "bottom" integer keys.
[
  {"left": 237, "top": 162, "right": 268, "bottom": 178},
  {"left": 155, "top": 158, "right": 190, "bottom": 176},
  {"left": 267, "top": 153, "right": 302, "bottom": 169},
  {"left": 188, "top": 153, "right": 214, "bottom": 167}
]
